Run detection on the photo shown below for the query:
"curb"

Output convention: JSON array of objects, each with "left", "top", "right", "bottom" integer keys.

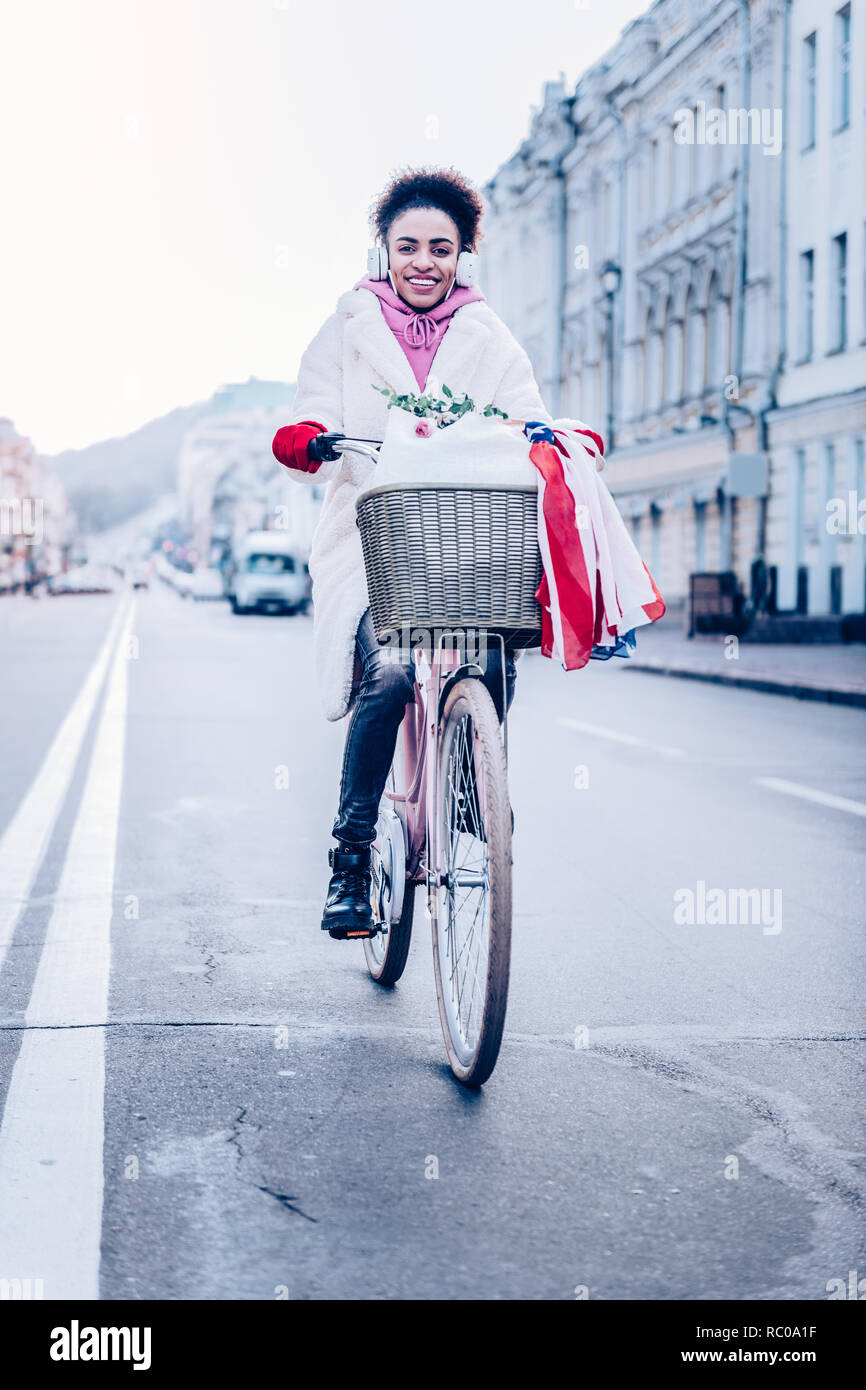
[{"left": 622, "top": 660, "right": 866, "bottom": 709}]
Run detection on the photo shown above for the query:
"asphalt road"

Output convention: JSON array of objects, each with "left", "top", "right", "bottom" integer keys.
[{"left": 0, "top": 583, "right": 864, "bottom": 1300}]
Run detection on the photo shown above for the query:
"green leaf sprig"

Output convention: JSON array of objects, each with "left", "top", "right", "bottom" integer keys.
[{"left": 372, "top": 383, "right": 509, "bottom": 427}]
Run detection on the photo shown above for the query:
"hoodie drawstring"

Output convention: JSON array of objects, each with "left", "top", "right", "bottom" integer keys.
[{"left": 403, "top": 314, "right": 441, "bottom": 349}]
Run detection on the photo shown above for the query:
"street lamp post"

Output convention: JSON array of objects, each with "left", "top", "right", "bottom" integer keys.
[{"left": 601, "top": 261, "right": 621, "bottom": 454}]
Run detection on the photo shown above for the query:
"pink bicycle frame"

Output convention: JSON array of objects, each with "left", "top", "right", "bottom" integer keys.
[
  {"left": 384, "top": 631, "right": 508, "bottom": 893},
  {"left": 385, "top": 646, "right": 452, "bottom": 889}
]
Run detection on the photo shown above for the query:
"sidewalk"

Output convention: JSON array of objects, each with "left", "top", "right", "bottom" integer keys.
[{"left": 624, "top": 617, "right": 866, "bottom": 707}]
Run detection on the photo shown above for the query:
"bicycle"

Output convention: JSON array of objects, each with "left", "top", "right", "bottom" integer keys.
[{"left": 319, "top": 433, "right": 539, "bottom": 1088}]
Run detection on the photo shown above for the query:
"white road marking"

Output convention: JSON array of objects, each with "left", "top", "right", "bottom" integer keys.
[
  {"left": 753, "top": 776, "right": 866, "bottom": 818},
  {"left": 0, "top": 596, "right": 129, "bottom": 975},
  {"left": 556, "top": 715, "right": 686, "bottom": 760},
  {"left": 0, "top": 597, "right": 135, "bottom": 1298}
]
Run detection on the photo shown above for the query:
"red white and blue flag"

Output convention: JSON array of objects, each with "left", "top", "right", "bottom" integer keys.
[{"left": 523, "top": 421, "right": 665, "bottom": 669}]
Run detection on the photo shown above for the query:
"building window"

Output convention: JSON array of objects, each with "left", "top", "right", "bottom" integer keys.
[
  {"left": 684, "top": 288, "right": 702, "bottom": 396},
  {"left": 646, "top": 307, "right": 664, "bottom": 412},
  {"left": 712, "top": 84, "right": 725, "bottom": 183},
  {"left": 640, "top": 310, "right": 650, "bottom": 413},
  {"left": 650, "top": 504, "right": 662, "bottom": 580},
  {"left": 707, "top": 272, "right": 726, "bottom": 387},
  {"left": 663, "top": 298, "right": 681, "bottom": 403},
  {"left": 834, "top": 5, "right": 851, "bottom": 132},
  {"left": 830, "top": 232, "right": 848, "bottom": 351},
  {"left": 794, "top": 449, "right": 806, "bottom": 559},
  {"left": 798, "top": 249, "right": 814, "bottom": 360},
  {"left": 650, "top": 139, "right": 660, "bottom": 222},
  {"left": 638, "top": 149, "right": 649, "bottom": 227},
  {"left": 633, "top": 337, "right": 646, "bottom": 416},
  {"left": 823, "top": 443, "right": 838, "bottom": 613},
  {"left": 793, "top": 454, "right": 809, "bottom": 607},
  {"left": 668, "top": 124, "right": 680, "bottom": 209},
  {"left": 694, "top": 500, "right": 707, "bottom": 572},
  {"left": 802, "top": 33, "right": 817, "bottom": 150},
  {"left": 687, "top": 106, "right": 699, "bottom": 199}
]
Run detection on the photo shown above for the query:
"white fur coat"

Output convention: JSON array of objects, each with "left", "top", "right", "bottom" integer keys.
[{"left": 286, "top": 286, "right": 555, "bottom": 722}]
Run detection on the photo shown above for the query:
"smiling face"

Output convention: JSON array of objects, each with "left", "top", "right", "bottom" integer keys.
[{"left": 386, "top": 206, "right": 461, "bottom": 309}]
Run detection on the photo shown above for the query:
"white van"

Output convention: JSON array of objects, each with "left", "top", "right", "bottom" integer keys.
[{"left": 227, "top": 530, "right": 309, "bottom": 615}]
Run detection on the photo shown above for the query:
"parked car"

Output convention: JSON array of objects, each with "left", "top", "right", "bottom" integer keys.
[
  {"left": 154, "top": 552, "right": 191, "bottom": 595},
  {"left": 187, "top": 566, "right": 225, "bottom": 601},
  {"left": 47, "top": 563, "right": 119, "bottom": 595},
  {"left": 226, "top": 531, "right": 309, "bottom": 615}
]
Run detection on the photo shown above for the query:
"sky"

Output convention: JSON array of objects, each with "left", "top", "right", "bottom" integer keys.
[{"left": 1, "top": 0, "right": 648, "bottom": 455}]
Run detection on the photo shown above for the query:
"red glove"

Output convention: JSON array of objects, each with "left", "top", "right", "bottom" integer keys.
[{"left": 272, "top": 419, "right": 328, "bottom": 473}]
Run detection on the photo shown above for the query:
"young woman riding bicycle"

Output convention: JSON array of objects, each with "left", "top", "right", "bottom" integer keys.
[{"left": 272, "top": 166, "right": 554, "bottom": 942}]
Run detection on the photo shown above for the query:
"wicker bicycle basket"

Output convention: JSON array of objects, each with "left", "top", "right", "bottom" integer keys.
[{"left": 356, "top": 484, "right": 543, "bottom": 648}]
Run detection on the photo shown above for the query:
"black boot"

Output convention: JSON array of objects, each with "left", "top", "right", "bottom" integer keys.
[{"left": 321, "top": 845, "right": 376, "bottom": 940}]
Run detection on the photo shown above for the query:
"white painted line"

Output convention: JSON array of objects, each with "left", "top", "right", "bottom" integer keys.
[
  {"left": 0, "top": 598, "right": 135, "bottom": 1299},
  {"left": 0, "top": 597, "right": 129, "bottom": 975},
  {"left": 753, "top": 776, "right": 866, "bottom": 818},
  {"left": 557, "top": 715, "right": 686, "bottom": 759}
]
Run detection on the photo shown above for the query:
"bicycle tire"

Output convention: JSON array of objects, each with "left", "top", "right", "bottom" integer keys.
[
  {"left": 363, "top": 882, "right": 415, "bottom": 987},
  {"left": 431, "top": 678, "right": 512, "bottom": 1087},
  {"left": 364, "top": 762, "right": 414, "bottom": 986}
]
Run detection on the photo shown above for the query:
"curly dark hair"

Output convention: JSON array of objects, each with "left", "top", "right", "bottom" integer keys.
[{"left": 369, "top": 166, "right": 485, "bottom": 253}]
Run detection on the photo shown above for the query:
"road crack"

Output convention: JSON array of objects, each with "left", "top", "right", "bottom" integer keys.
[
  {"left": 256, "top": 1185, "right": 317, "bottom": 1224},
  {"left": 224, "top": 1106, "right": 317, "bottom": 1224}
]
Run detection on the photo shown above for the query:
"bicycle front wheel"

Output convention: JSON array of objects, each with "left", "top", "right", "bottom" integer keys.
[{"left": 431, "top": 678, "right": 512, "bottom": 1087}]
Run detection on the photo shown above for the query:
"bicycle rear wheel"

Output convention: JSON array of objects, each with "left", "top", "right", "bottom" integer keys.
[
  {"left": 364, "top": 769, "right": 414, "bottom": 986},
  {"left": 431, "top": 678, "right": 512, "bottom": 1087}
]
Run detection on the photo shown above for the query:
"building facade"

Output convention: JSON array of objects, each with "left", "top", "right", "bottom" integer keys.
[
  {"left": 177, "top": 379, "right": 323, "bottom": 567},
  {"left": 482, "top": 0, "right": 866, "bottom": 622},
  {"left": 770, "top": 0, "right": 865, "bottom": 618},
  {"left": 0, "top": 418, "right": 74, "bottom": 592}
]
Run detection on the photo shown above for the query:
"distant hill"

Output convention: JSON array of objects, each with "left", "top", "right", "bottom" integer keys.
[{"left": 47, "top": 377, "right": 296, "bottom": 533}]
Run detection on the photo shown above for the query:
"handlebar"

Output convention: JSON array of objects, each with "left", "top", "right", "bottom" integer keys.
[
  {"left": 306, "top": 428, "right": 605, "bottom": 472},
  {"left": 307, "top": 432, "right": 382, "bottom": 464}
]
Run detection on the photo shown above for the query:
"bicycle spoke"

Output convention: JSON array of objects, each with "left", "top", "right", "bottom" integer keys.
[
  {"left": 440, "top": 710, "right": 492, "bottom": 1051},
  {"left": 434, "top": 682, "right": 511, "bottom": 1085},
  {"left": 450, "top": 896, "right": 488, "bottom": 1007},
  {"left": 454, "top": 720, "right": 483, "bottom": 844},
  {"left": 456, "top": 929, "right": 484, "bottom": 1038},
  {"left": 456, "top": 886, "right": 489, "bottom": 986},
  {"left": 450, "top": 893, "right": 480, "bottom": 975}
]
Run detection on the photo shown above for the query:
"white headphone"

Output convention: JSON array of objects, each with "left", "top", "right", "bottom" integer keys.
[{"left": 366, "top": 243, "right": 480, "bottom": 290}]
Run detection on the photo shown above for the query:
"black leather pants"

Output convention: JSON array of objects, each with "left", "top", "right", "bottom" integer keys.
[{"left": 332, "top": 609, "right": 516, "bottom": 848}]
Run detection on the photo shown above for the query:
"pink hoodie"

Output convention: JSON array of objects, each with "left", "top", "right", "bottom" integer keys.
[{"left": 352, "top": 273, "right": 486, "bottom": 392}]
